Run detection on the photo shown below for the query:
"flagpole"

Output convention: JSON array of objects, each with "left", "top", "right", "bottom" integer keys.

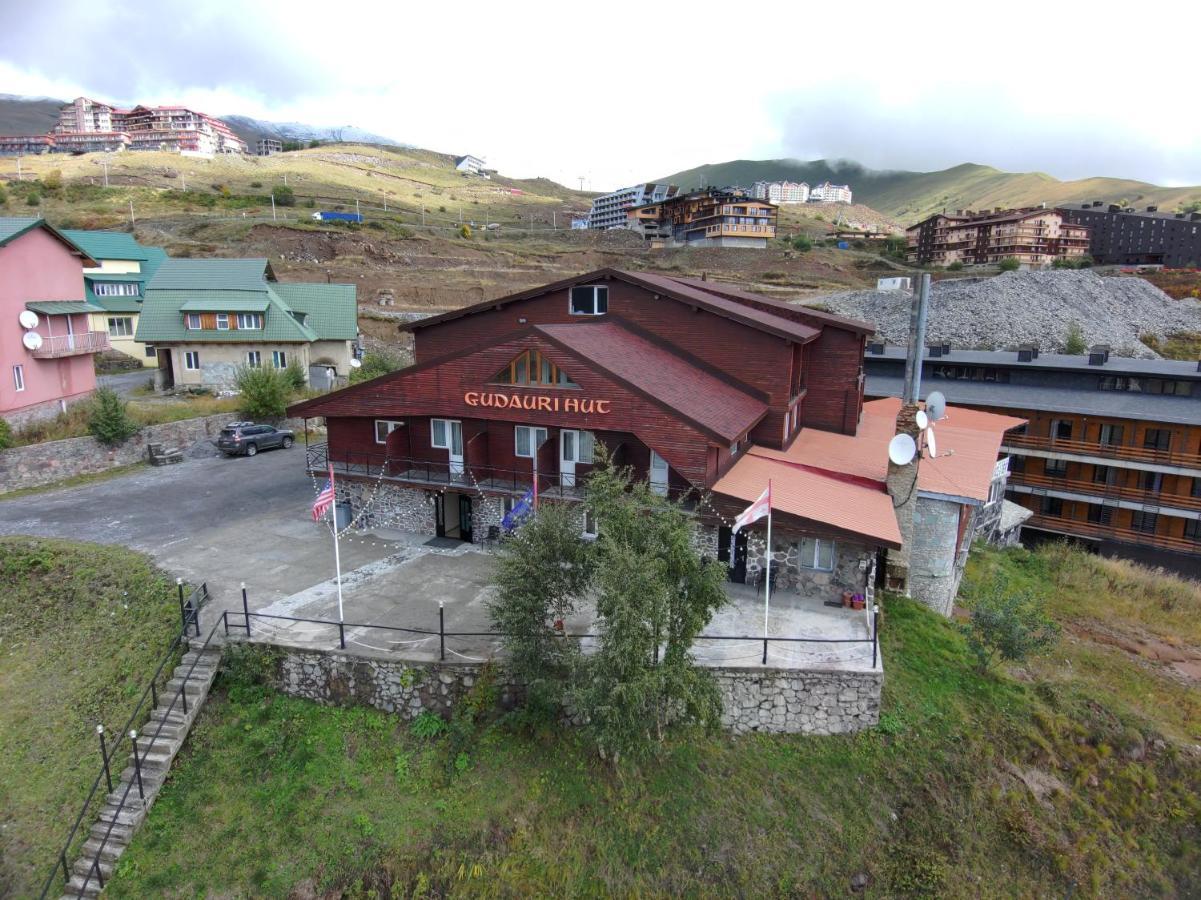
[
  {"left": 763, "top": 480, "right": 772, "bottom": 644},
  {"left": 328, "top": 463, "right": 344, "bottom": 624},
  {"left": 532, "top": 446, "right": 539, "bottom": 511}
]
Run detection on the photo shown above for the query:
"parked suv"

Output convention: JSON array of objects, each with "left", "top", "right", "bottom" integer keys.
[{"left": 216, "top": 422, "right": 295, "bottom": 457}]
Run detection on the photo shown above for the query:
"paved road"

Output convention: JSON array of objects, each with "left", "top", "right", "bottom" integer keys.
[
  {"left": 98, "top": 370, "right": 153, "bottom": 397},
  {"left": 0, "top": 447, "right": 399, "bottom": 622}
]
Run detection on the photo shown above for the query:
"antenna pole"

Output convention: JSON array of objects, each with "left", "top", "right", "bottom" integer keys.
[{"left": 912, "top": 273, "right": 931, "bottom": 401}]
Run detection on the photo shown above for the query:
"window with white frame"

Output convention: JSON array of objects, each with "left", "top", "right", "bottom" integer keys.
[
  {"left": 569, "top": 285, "right": 608, "bottom": 316},
  {"left": 515, "top": 425, "right": 548, "bottom": 458},
  {"left": 987, "top": 477, "right": 1005, "bottom": 506},
  {"left": 215, "top": 313, "right": 230, "bottom": 330},
  {"left": 93, "top": 282, "right": 140, "bottom": 297},
  {"left": 144, "top": 344, "right": 156, "bottom": 358},
  {"left": 375, "top": 419, "right": 403, "bottom": 444},
  {"left": 185, "top": 313, "right": 202, "bottom": 330},
  {"left": 798, "top": 537, "right": 835, "bottom": 571},
  {"left": 13, "top": 365, "right": 25, "bottom": 392},
  {"left": 184, "top": 351, "right": 200, "bottom": 370},
  {"left": 106, "top": 316, "right": 133, "bottom": 337},
  {"left": 578, "top": 430, "right": 595, "bottom": 464},
  {"left": 431, "top": 418, "right": 451, "bottom": 449},
  {"left": 236, "top": 313, "right": 263, "bottom": 330},
  {"left": 272, "top": 350, "right": 287, "bottom": 368},
  {"left": 246, "top": 350, "right": 262, "bottom": 367}
]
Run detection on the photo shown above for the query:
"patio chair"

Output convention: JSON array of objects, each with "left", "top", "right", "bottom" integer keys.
[
  {"left": 485, "top": 525, "right": 501, "bottom": 547},
  {"left": 755, "top": 567, "right": 781, "bottom": 597}
]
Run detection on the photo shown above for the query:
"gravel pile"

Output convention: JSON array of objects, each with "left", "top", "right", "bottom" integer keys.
[{"left": 813, "top": 270, "right": 1201, "bottom": 358}]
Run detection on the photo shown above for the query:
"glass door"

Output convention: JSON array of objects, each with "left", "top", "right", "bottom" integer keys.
[
  {"left": 560, "top": 429, "right": 578, "bottom": 487},
  {"left": 449, "top": 420, "right": 464, "bottom": 478},
  {"left": 649, "top": 450, "right": 668, "bottom": 496}
]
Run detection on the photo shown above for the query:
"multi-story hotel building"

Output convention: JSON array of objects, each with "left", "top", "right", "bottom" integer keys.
[
  {"left": 906, "top": 208, "right": 1091, "bottom": 268},
  {"left": 289, "top": 269, "right": 1021, "bottom": 616},
  {"left": 1058, "top": 202, "right": 1201, "bottom": 268},
  {"left": 752, "top": 181, "right": 810, "bottom": 204},
  {"left": 586, "top": 183, "right": 679, "bottom": 231},
  {"left": 626, "top": 189, "right": 778, "bottom": 248},
  {"left": 809, "top": 182, "right": 853, "bottom": 204},
  {"left": 864, "top": 344, "right": 1201, "bottom": 576}
]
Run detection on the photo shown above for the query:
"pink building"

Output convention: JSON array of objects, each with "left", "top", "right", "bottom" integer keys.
[{"left": 0, "top": 218, "right": 108, "bottom": 426}]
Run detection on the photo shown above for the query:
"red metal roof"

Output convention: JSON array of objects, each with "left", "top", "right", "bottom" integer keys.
[
  {"left": 536, "top": 322, "right": 768, "bottom": 442},
  {"left": 663, "top": 275, "right": 877, "bottom": 335}
]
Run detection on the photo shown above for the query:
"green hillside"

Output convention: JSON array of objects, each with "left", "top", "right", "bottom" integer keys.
[{"left": 660, "top": 158, "right": 1201, "bottom": 226}]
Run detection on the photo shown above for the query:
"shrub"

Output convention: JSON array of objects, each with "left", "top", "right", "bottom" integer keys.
[
  {"left": 87, "top": 388, "right": 139, "bottom": 446},
  {"left": 947, "top": 261, "right": 964, "bottom": 271},
  {"left": 304, "top": 198, "right": 315, "bottom": 208},
  {"left": 283, "top": 358, "right": 307, "bottom": 390},
  {"left": 1063, "top": 321, "right": 1088, "bottom": 355},
  {"left": 0, "top": 417, "right": 12, "bottom": 451},
  {"left": 42, "top": 169, "right": 63, "bottom": 192},
  {"left": 459, "top": 224, "right": 472, "bottom": 239},
  {"left": 249, "top": 181, "right": 263, "bottom": 189},
  {"left": 959, "top": 585, "right": 1060, "bottom": 673},
  {"left": 350, "top": 350, "right": 403, "bottom": 384},
  {"left": 26, "top": 193, "right": 40, "bottom": 207},
  {"left": 998, "top": 257, "right": 1021, "bottom": 272},
  {"left": 271, "top": 185, "right": 295, "bottom": 207},
  {"left": 0, "top": 185, "right": 8, "bottom": 206},
  {"left": 791, "top": 235, "right": 812, "bottom": 252},
  {"left": 234, "top": 365, "right": 290, "bottom": 419}
]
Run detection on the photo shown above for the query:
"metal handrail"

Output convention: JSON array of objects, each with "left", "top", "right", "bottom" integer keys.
[
  {"left": 1025, "top": 513, "right": 1201, "bottom": 554},
  {"left": 38, "top": 583, "right": 209, "bottom": 899},
  {"left": 1003, "top": 433, "right": 1201, "bottom": 470},
  {"left": 1009, "top": 471, "right": 1201, "bottom": 512}
]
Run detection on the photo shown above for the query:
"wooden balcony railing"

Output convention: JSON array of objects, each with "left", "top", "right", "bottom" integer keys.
[
  {"left": 29, "top": 331, "right": 110, "bottom": 359},
  {"left": 1024, "top": 514, "right": 1201, "bottom": 555},
  {"left": 1003, "top": 433, "right": 1201, "bottom": 471},
  {"left": 1008, "top": 471, "right": 1201, "bottom": 513}
]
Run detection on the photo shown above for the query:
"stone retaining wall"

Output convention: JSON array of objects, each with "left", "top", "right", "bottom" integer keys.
[
  {"left": 271, "top": 644, "right": 882, "bottom": 735},
  {"left": 0, "top": 414, "right": 305, "bottom": 494}
]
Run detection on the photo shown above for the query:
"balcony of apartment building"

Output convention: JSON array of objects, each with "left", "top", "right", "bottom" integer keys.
[
  {"left": 1023, "top": 509, "right": 1201, "bottom": 555},
  {"left": 1007, "top": 469, "right": 1201, "bottom": 520},
  {"left": 30, "top": 330, "right": 110, "bottom": 359},
  {"left": 1002, "top": 431, "right": 1201, "bottom": 477}
]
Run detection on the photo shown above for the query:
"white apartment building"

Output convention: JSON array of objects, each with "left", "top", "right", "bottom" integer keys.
[
  {"left": 587, "top": 183, "right": 679, "bottom": 230},
  {"left": 751, "top": 180, "right": 809, "bottom": 204},
  {"left": 809, "top": 182, "right": 853, "bottom": 204}
]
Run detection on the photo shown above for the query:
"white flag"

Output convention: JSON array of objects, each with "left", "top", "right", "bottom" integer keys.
[{"left": 733, "top": 483, "right": 771, "bottom": 533}]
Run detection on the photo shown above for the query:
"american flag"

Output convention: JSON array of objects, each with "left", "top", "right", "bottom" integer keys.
[{"left": 312, "top": 465, "right": 336, "bottom": 522}]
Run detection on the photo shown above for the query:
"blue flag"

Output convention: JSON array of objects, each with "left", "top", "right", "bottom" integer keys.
[{"left": 501, "top": 488, "right": 534, "bottom": 531}]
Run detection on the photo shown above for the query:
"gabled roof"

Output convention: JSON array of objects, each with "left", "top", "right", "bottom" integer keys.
[
  {"left": 61, "top": 229, "right": 152, "bottom": 262},
  {"left": 147, "top": 257, "right": 276, "bottom": 290},
  {"left": 0, "top": 217, "right": 98, "bottom": 264},
  {"left": 400, "top": 268, "right": 822, "bottom": 344},
  {"left": 273, "top": 283, "right": 358, "bottom": 340},
  {"left": 664, "top": 275, "right": 877, "bottom": 335}
]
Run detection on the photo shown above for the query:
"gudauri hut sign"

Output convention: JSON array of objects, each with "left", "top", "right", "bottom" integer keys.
[{"left": 464, "top": 391, "right": 612, "bottom": 415}]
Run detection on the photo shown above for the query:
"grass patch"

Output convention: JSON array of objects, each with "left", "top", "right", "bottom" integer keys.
[
  {"left": 104, "top": 545, "right": 1201, "bottom": 898},
  {"left": 1140, "top": 331, "right": 1201, "bottom": 361},
  {"left": 11, "top": 395, "right": 245, "bottom": 446},
  {"left": 0, "top": 538, "right": 178, "bottom": 896},
  {"left": 0, "top": 462, "right": 148, "bottom": 499}
]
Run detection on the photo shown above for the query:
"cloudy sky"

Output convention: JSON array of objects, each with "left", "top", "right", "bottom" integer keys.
[{"left": 2, "top": 0, "right": 1197, "bottom": 190}]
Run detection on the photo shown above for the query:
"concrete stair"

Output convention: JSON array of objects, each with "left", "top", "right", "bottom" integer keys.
[{"left": 60, "top": 646, "right": 222, "bottom": 899}]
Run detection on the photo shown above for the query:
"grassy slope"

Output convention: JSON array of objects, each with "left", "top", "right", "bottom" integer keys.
[
  {"left": 660, "top": 158, "right": 1201, "bottom": 225},
  {"left": 105, "top": 544, "right": 1201, "bottom": 898},
  {"left": 0, "top": 538, "right": 178, "bottom": 897}
]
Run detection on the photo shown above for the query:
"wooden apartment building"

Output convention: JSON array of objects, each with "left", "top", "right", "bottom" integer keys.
[
  {"left": 626, "top": 189, "right": 778, "bottom": 249},
  {"left": 907, "top": 207, "right": 1091, "bottom": 268}
]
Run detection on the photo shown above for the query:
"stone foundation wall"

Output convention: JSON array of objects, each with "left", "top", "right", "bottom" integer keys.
[
  {"left": 909, "top": 496, "right": 970, "bottom": 617},
  {"left": 745, "top": 531, "right": 874, "bottom": 604},
  {"left": 0, "top": 413, "right": 305, "bottom": 494},
  {"left": 271, "top": 645, "right": 882, "bottom": 735},
  {"left": 336, "top": 481, "right": 437, "bottom": 533},
  {"left": 3, "top": 391, "right": 92, "bottom": 429}
]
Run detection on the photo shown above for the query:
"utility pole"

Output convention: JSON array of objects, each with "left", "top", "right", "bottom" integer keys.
[
  {"left": 459, "top": 207, "right": 462, "bottom": 224},
  {"left": 283, "top": 173, "right": 288, "bottom": 186},
  {"left": 102, "top": 159, "right": 108, "bottom": 187},
  {"left": 271, "top": 193, "right": 277, "bottom": 221},
  {"left": 553, "top": 211, "right": 556, "bottom": 230},
  {"left": 16, "top": 156, "right": 21, "bottom": 182},
  {"left": 129, "top": 200, "right": 135, "bottom": 225},
  {"left": 355, "top": 198, "right": 360, "bottom": 219}
]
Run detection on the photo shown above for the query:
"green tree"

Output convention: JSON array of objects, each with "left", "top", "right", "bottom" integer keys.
[
  {"left": 568, "top": 456, "right": 729, "bottom": 762},
  {"left": 271, "top": 185, "right": 296, "bottom": 207},
  {"left": 42, "top": 170, "right": 63, "bottom": 193},
  {"left": 26, "top": 193, "right": 40, "bottom": 207},
  {"left": 998, "top": 257, "right": 1021, "bottom": 272},
  {"left": 459, "top": 223, "right": 472, "bottom": 239},
  {"left": 349, "top": 350, "right": 403, "bottom": 384},
  {"left": 87, "top": 388, "right": 139, "bottom": 446},
  {"left": 791, "top": 235, "right": 812, "bottom": 252},
  {"left": 1063, "top": 321, "right": 1087, "bottom": 355},
  {"left": 0, "top": 417, "right": 12, "bottom": 451},
  {"left": 0, "top": 184, "right": 8, "bottom": 207},
  {"left": 235, "top": 365, "right": 290, "bottom": 419},
  {"left": 283, "top": 358, "right": 307, "bottom": 390},
  {"left": 959, "top": 584, "right": 1059, "bottom": 674},
  {"left": 947, "top": 261, "right": 964, "bottom": 271},
  {"left": 488, "top": 503, "right": 592, "bottom": 716}
]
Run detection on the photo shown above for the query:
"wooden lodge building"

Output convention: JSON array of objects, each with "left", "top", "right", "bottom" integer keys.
[{"left": 290, "top": 269, "right": 1021, "bottom": 613}]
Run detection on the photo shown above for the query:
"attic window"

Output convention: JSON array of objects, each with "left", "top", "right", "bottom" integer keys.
[
  {"left": 494, "top": 350, "right": 578, "bottom": 387},
  {"left": 569, "top": 285, "right": 608, "bottom": 316}
]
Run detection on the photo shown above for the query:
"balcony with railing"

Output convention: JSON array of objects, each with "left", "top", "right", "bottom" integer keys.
[
  {"left": 1002, "top": 433, "right": 1201, "bottom": 472},
  {"left": 1008, "top": 471, "right": 1201, "bottom": 516},
  {"left": 29, "top": 331, "right": 110, "bottom": 359},
  {"left": 1023, "top": 513, "right": 1201, "bottom": 554}
]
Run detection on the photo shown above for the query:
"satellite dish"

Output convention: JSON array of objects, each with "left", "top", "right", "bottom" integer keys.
[
  {"left": 926, "top": 428, "right": 938, "bottom": 458},
  {"left": 18, "top": 310, "right": 38, "bottom": 329},
  {"left": 926, "top": 391, "right": 947, "bottom": 422},
  {"left": 349, "top": 358, "right": 362, "bottom": 368},
  {"left": 888, "top": 433, "right": 916, "bottom": 466},
  {"left": 915, "top": 410, "right": 929, "bottom": 430},
  {"left": 22, "top": 331, "right": 43, "bottom": 351}
]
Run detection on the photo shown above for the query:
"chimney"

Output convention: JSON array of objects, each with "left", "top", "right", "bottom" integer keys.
[
  {"left": 868, "top": 341, "right": 885, "bottom": 355},
  {"left": 1088, "top": 344, "right": 1110, "bottom": 365},
  {"left": 928, "top": 343, "right": 943, "bottom": 358},
  {"left": 1146, "top": 205, "right": 1158, "bottom": 212},
  {"left": 1017, "top": 343, "right": 1036, "bottom": 362}
]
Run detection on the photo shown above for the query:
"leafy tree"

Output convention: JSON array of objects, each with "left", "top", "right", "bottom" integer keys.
[
  {"left": 947, "top": 261, "right": 964, "bottom": 271},
  {"left": 283, "top": 358, "right": 307, "bottom": 390},
  {"left": 87, "top": 388, "right": 139, "bottom": 446},
  {"left": 959, "top": 585, "right": 1059, "bottom": 674},
  {"left": 308, "top": 139, "right": 322, "bottom": 149},
  {"left": 998, "top": 257, "right": 1021, "bottom": 272},
  {"left": 1063, "top": 321, "right": 1088, "bottom": 355},
  {"left": 26, "top": 193, "right": 40, "bottom": 207},
  {"left": 459, "top": 224, "right": 472, "bottom": 239},
  {"left": 1179, "top": 200, "right": 1201, "bottom": 214},
  {"left": 271, "top": 185, "right": 296, "bottom": 207},
  {"left": 42, "top": 170, "right": 63, "bottom": 192},
  {"left": 235, "top": 365, "right": 290, "bottom": 419},
  {"left": 350, "top": 350, "right": 403, "bottom": 384},
  {"left": 0, "top": 185, "right": 8, "bottom": 206},
  {"left": 488, "top": 503, "right": 592, "bottom": 716},
  {"left": 791, "top": 235, "right": 812, "bottom": 252},
  {"left": 0, "top": 417, "right": 12, "bottom": 450}
]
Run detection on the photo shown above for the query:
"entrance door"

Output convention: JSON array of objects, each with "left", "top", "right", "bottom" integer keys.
[
  {"left": 435, "top": 493, "right": 447, "bottom": 537},
  {"left": 560, "top": 429, "right": 579, "bottom": 488},
  {"left": 458, "top": 494, "right": 474, "bottom": 543},
  {"left": 649, "top": 450, "right": 668, "bottom": 496},
  {"left": 717, "top": 525, "right": 748, "bottom": 583},
  {"left": 65, "top": 314, "right": 76, "bottom": 350},
  {"left": 448, "top": 420, "right": 464, "bottom": 478}
]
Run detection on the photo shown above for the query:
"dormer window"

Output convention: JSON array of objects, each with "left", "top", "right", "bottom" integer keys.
[
  {"left": 495, "top": 350, "right": 578, "bottom": 387},
  {"left": 185, "top": 313, "right": 201, "bottom": 329},
  {"left": 569, "top": 285, "right": 608, "bottom": 316}
]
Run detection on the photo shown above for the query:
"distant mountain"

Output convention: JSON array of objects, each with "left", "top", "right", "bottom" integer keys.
[
  {"left": 219, "top": 115, "right": 405, "bottom": 149},
  {"left": 0, "top": 93, "right": 62, "bottom": 135},
  {"left": 0, "top": 93, "right": 403, "bottom": 149},
  {"left": 659, "top": 158, "right": 1201, "bottom": 226}
]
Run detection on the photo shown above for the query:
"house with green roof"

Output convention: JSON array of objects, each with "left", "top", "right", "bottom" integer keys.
[
  {"left": 61, "top": 229, "right": 168, "bottom": 368},
  {"left": 136, "top": 258, "right": 358, "bottom": 391}
]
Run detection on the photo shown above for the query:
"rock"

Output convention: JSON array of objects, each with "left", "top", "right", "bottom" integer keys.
[{"left": 850, "top": 872, "right": 870, "bottom": 892}]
